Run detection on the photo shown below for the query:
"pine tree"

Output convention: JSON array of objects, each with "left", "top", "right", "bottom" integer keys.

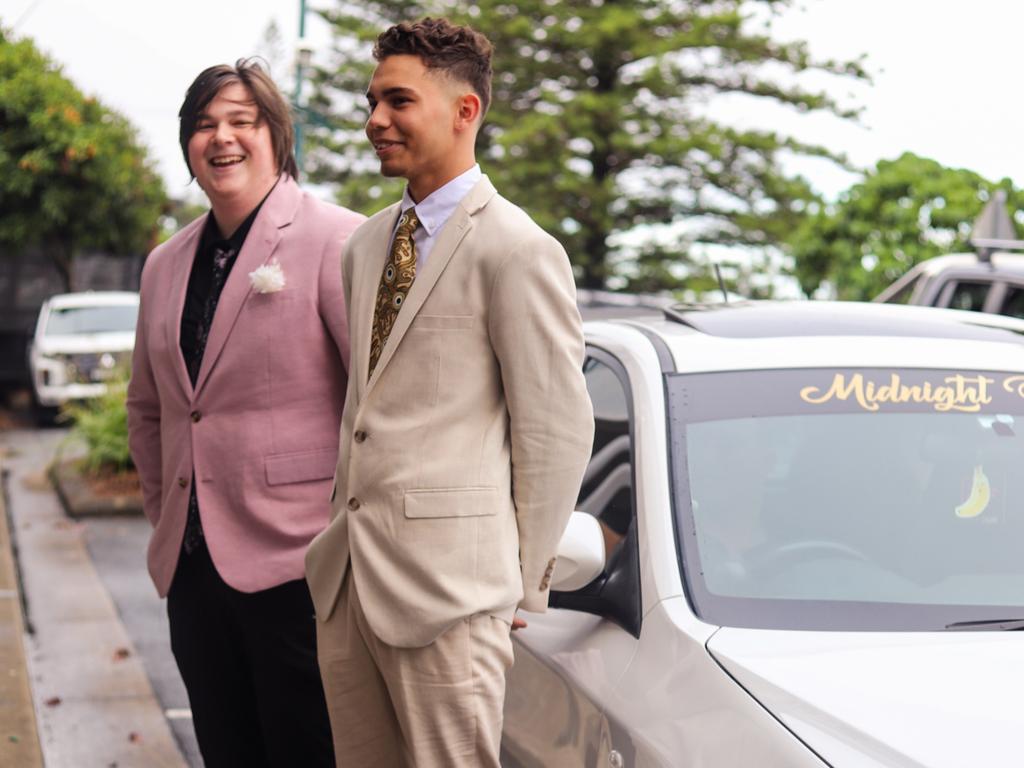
[{"left": 304, "top": 1, "right": 865, "bottom": 292}]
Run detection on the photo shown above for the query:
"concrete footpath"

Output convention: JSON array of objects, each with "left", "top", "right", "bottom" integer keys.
[{"left": 0, "top": 430, "right": 186, "bottom": 768}]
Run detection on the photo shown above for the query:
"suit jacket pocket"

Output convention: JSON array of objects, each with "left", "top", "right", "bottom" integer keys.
[
  {"left": 404, "top": 487, "right": 498, "bottom": 518},
  {"left": 410, "top": 314, "right": 474, "bottom": 330},
  {"left": 265, "top": 447, "right": 337, "bottom": 486},
  {"left": 246, "top": 291, "right": 299, "bottom": 313}
]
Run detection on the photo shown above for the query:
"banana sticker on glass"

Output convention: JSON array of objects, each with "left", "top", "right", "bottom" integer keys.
[{"left": 955, "top": 465, "right": 991, "bottom": 519}]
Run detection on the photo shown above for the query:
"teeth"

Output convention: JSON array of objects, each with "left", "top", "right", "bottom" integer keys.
[{"left": 210, "top": 156, "right": 243, "bottom": 166}]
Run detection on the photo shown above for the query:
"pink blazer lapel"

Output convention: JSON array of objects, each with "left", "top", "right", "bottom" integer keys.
[
  {"left": 193, "top": 176, "right": 301, "bottom": 397},
  {"left": 164, "top": 218, "right": 205, "bottom": 398}
]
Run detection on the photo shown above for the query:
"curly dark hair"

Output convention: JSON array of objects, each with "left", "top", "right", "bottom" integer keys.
[
  {"left": 178, "top": 58, "right": 297, "bottom": 180},
  {"left": 374, "top": 17, "right": 493, "bottom": 118}
]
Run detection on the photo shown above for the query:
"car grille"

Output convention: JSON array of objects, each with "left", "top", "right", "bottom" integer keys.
[{"left": 56, "top": 351, "right": 131, "bottom": 384}]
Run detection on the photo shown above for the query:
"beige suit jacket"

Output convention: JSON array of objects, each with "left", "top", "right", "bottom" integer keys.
[{"left": 306, "top": 176, "right": 594, "bottom": 648}]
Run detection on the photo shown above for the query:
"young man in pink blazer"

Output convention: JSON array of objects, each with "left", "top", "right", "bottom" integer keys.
[
  {"left": 305, "top": 19, "right": 594, "bottom": 766},
  {"left": 126, "top": 60, "right": 363, "bottom": 767}
]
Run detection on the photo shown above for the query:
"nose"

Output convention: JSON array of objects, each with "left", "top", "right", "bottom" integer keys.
[
  {"left": 212, "top": 120, "right": 235, "bottom": 144},
  {"left": 366, "top": 103, "right": 389, "bottom": 134}
]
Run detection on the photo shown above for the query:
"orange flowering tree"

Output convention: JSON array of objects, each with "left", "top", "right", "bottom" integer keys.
[{"left": 0, "top": 27, "right": 165, "bottom": 291}]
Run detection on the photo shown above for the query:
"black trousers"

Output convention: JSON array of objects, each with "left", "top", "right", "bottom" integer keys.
[{"left": 167, "top": 542, "right": 335, "bottom": 768}]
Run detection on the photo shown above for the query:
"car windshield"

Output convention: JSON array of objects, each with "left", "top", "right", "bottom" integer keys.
[
  {"left": 45, "top": 304, "right": 137, "bottom": 335},
  {"left": 670, "top": 367, "right": 1024, "bottom": 630}
]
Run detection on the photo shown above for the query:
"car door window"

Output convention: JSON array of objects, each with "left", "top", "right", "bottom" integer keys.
[
  {"left": 946, "top": 281, "right": 990, "bottom": 312},
  {"left": 884, "top": 281, "right": 916, "bottom": 305},
  {"left": 1000, "top": 287, "right": 1024, "bottom": 319},
  {"left": 578, "top": 355, "right": 635, "bottom": 560}
]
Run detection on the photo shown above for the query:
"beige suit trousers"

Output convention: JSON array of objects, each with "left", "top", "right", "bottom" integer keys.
[{"left": 317, "top": 573, "right": 514, "bottom": 767}]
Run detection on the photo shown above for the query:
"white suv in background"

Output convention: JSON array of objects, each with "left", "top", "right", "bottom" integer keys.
[
  {"left": 874, "top": 190, "right": 1024, "bottom": 318},
  {"left": 28, "top": 291, "right": 138, "bottom": 417},
  {"left": 874, "top": 251, "right": 1024, "bottom": 317}
]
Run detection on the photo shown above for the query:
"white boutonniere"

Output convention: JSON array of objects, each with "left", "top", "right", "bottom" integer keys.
[{"left": 249, "top": 259, "right": 286, "bottom": 293}]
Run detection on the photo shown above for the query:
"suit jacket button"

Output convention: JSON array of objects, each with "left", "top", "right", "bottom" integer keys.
[
  {"left": 347, "top": 497, "right": 361, "bottom": 511},
  {"left": 354, "top": 430, "right": 367, "bottom": 444},
  {"left": 177, "top": 477, "right": 188, "bottom": 488},
  {"left": 190, "top": 410, "right": 202, "bottom": 423}
]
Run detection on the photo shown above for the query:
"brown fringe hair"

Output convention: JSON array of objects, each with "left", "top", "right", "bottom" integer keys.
[{"left": 178, "top": 58, "right": 298, "bottom": 180}]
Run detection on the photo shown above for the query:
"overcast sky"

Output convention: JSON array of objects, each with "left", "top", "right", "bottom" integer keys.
[{"left": 5, "top": 0, "right": 1023, "bottom": 202}]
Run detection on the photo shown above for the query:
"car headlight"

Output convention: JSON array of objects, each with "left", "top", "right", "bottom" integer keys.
[{"left": 34, "top": 354, "right": 64, "bottom": 383}]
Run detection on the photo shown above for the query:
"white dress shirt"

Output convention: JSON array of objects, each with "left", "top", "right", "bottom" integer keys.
[{"left": 391, "top": 164, "right": 482, "bottom": 271}]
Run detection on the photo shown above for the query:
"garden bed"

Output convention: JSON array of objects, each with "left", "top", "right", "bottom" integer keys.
[{"left": 49, "top": 459, "right": 143, "bottom": 518}]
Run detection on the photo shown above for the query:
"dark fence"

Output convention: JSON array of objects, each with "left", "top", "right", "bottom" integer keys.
[{"left": 0, "top": 248, "right": 144, "bottom": 386}]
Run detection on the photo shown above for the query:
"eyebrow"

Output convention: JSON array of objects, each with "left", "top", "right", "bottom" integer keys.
[
  {"left": 196, "top": 106, "right": 259, "bottom": 121},
  {"left": 366, "top": 86, "right": 415, "bottom": 101}
]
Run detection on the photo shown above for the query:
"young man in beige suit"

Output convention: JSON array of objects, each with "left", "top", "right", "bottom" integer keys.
[{"left": 305, "top": 17, "right": 594, "bottom": 768}]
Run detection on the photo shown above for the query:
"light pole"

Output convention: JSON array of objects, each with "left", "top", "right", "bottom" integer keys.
[{"left": 293, "top": 0, "right": 311, "bottom": 176}]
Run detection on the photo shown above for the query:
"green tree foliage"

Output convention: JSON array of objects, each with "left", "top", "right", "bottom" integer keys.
[
  {"left": 0, "top": 27, "right": 167, "bottom": 291},
  {"left": 160, "top": 195, "right": 209, "bottom": 243},
  {"left": 303, "top": 0, "right": 866, "bottom": 291},
  {"left": 787, "top": 152, "right": 1024, "bottom": 300}
]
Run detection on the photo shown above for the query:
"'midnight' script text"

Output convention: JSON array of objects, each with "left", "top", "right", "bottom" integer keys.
[{"left": 800, "top": 373, "right": 994, "bottom": 413}]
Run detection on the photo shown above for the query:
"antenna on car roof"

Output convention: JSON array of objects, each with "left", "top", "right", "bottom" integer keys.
[
  {"left": 970, "top": 189, "right": 1024, "bottom": 263},
  {"left": 713, "top": 263, "right": 728, "bottom": 303}
]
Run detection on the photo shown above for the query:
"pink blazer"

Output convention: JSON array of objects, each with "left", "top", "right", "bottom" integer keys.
[{"left": 127, "top": 176, "right": 364, "bottom": 596}]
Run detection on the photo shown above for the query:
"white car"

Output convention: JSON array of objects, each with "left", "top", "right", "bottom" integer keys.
[
  {"left": 503, "top": 300, "right": 1024, "bottom": 768},
  {"left": 28, "top": 291, "right": 139, "bottom": 413},
  {"left": 874, "top": 251, "right": 1024, "bottom": 318}
]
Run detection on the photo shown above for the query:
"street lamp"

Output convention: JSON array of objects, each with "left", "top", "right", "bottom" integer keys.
[{"left": 293, "top": 0, "right": 310, "bottom": 176}]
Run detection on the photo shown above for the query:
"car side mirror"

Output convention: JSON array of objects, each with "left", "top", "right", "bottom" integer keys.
[{"left": 550, "top": 511, "right": 606, "bottom": 592}]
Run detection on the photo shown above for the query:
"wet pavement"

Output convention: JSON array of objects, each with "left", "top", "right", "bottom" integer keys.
[
  {"left": 84, "top": 517, "right": 200, "bottom": 767},
  {"left": 0, "top": 427, "right": 190, "bottom": 767}
]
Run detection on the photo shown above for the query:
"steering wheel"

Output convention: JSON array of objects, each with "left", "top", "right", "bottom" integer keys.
[{"left": 751, "top": 540, "right": 870, "bottom": 577}]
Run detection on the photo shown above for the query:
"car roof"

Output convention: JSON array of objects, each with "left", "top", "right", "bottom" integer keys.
[
  {"left": 873, "top": 251, "right": 1024, "bottom": 304},
  {"left": 45, "top": 291, "right": 139, "bottom": 309},
  {"left": 662, "top": 300, "right": 1024, "bottom": 339},
  {"left": 912, "top": 251, "right": 1024, "bottom": 279},
  {"left": 590, "top": 301, "right": 1024, "bottom": 374}
]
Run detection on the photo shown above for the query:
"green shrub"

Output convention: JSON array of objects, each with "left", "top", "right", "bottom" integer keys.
[{"left": 60, "top": 373, "right": 134, "bottom": 474}]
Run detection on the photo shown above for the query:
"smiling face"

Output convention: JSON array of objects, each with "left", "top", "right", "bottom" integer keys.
[
  {"left": 365, "top": 54, "right": 479, "bottom": 202},
  {"left": 187, "top": 81, "right": 278, "bottom": 228}
]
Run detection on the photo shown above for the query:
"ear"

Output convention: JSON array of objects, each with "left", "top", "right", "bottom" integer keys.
[{"left": 454, "top": 91, "right": 482, "bottom": 131}]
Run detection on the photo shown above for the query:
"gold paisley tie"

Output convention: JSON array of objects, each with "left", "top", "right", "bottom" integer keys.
[{"left": 369, "top": 208, "right": 419, "bottom": 378}]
